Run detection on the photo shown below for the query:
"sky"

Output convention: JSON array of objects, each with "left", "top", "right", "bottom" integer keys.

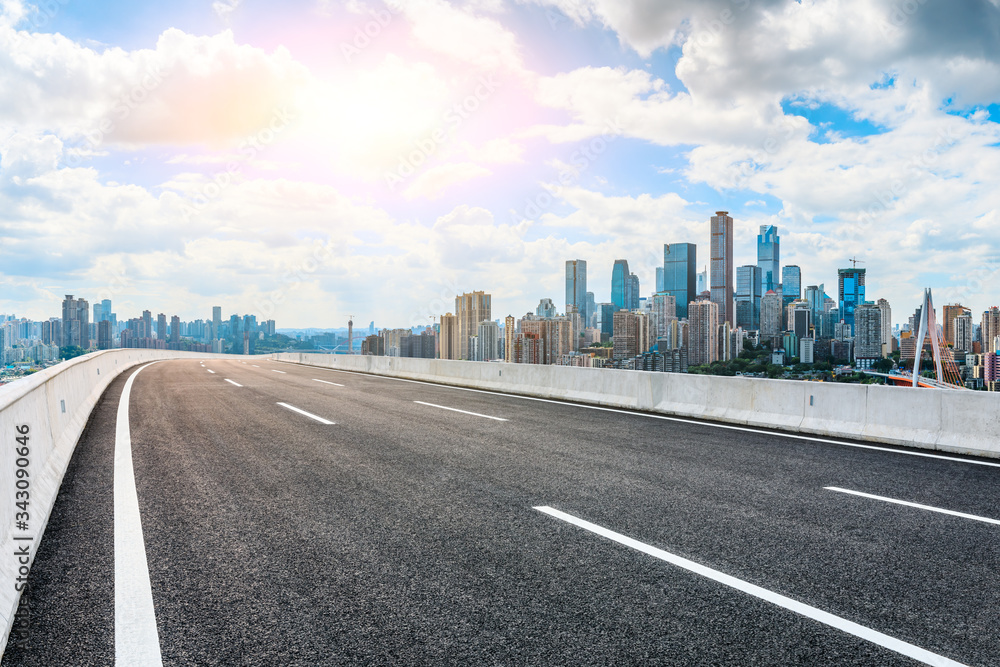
[{"left": 1, "top": 0, "right": 1000, "bottom": 329}]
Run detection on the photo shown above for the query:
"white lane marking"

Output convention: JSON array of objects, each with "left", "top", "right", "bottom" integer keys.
[
  {"left": 206, "top": 369, "right": 215, "bottom": 374},
  {"left": 252, "top": 365, "right": 260, "bottom": 367},
  {"left": 313, "top": 379, "right": 344, "bottom": 387},
  {"left": 224, "top": 379, "right": 243, "bottom": 387},
  {"left": 115, "top": 363, "right": 165, "bottom": 666},
  {"left": 288, "top": 364, "right": 1000, "bottom": 469},
  {"left": 535, "top": 506, "right": 967, "bottom": 667},
  {"left": 414, "top": 400, "right": 507, "bottom": 421},
  {"left": 276, "top": 402, "right": 335, "bottom": 425},
  {"left": 271, "top": 370, "right": 286, "bottom": 374},
  {"left": 825, "top": 487, "right": 1000, "bottom": 526}
]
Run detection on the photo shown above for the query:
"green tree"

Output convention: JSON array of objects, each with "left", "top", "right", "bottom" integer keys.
[{"left": 59, "top": 346, "right": 85, "bottom": 360}]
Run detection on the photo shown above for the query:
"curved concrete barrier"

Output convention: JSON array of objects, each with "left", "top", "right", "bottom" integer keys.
[
  {"left": 274, "top": 353, "right": 1000, "bottom": 460},
  {"left": 0, "top": 349, "right": 241, "bottom": 656}
]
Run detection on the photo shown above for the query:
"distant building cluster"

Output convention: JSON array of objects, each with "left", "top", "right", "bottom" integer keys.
[
  {"left": 354, "top": 211, "right": 998, "bottom": 390},
  {"left": 0, "top": 296, "right": 278, "bottom": 368}
]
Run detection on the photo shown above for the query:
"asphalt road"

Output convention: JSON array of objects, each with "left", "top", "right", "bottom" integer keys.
[{"left": 3, "top": 358, "right": 999, "bottom": 666}]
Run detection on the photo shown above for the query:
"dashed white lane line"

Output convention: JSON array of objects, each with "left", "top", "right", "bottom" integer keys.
[
  {"left": 825, "top": 487, "right": 1000, "bottom": 526},
  {"left": 277, "top": 402, "right": 335, "bottom": 425},
  {"left": 115, "top": 363, "right": 164, "bottom": 666},
  {"left": 534, "top": 506, "right": 968, "bottom": 667},
  {"left": 293, "top": 365, "right": 1000, "bottom": 469},
  {"left": 272, "top": 370, "right": 286, "bottom": 374},
  {"left": 414, "top": 401, "right": 508, "bottom": 421},
  {"left": 206, "top": 369, "right": 215, "bottom": 374},
  {"left": 252, "top": 365, "right": 260, "bottom": 368},
  {"left": 224, "top": 379, "right": 243, "bottom": 387},
  {"left": 313, "top": 379, "right": 345, "bottom": 387}
]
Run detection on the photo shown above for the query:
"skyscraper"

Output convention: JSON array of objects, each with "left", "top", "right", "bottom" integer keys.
[
  {"left": 504, "top": 315, "right": 516, "bottom": 362},
  {"left": 628, "top": 273, "right": 640, "bottom": 310},
  {"left": 854, "top": 303, "right": 882, "bottom": 366},
  {"left": 565, "top": 260, "right": 588, "bottom": 324},
  {"left": 954, "top": 313, "right": 973, "bottom": 353},
  {"left": 61, "top": 295, "right": 90, "bottom": 349},
  {"left": 943, "top": 304, "right": 970, "bottom": 346},
  {"left": 477, "top": 321, "right": 500, "bottom": 361},
  {"left": 688, "top": 299, "right": 719, "bottom": 366},
  {"left": 585, "top": 292, "right": 596, "bottom": 328},
  {"left": 838, "top": 267, "right": 866, "bottom": 334},
  {"left": 170, "top": 316, "right": 180, "bottom": 344},
  {"left": 711, "top": 212, "right": 734, "bottom": 326},
  {"left": 757, "top": 225, "right": 780, "bottom": 293},
  {"left": 157, "top": 313, "right": 167, "bottom": 341},
  {"left": 456, "top": 291, "right": 491, "bottom": 360},
  {"left": 735, "top": 265, "right": 762, "bottom": 330},
  {"left": 655, "top": 267, "right": 664, "bottom": 293},
  {"left": 440, "top": 313, "right": 459, "bottom": 360},
  {"left": 877, "top": 298, "right": 892, "bottom": 357},
  {"left": 212, "top": 306, "right": 222, "bottom": 340},
  {"left": 983, "top": 307, "right": 1000, "bottom": 354},
  {"left": 663, "top": 243, "right": 697, "bottom": 319},
  {"left": 142, "top": 310, "right": 152, "bottom": 340},
  {"left": 760, "top": 290, "right": 783, "bottom": 345},
  {"left": 781, "top": 265, "right": 801, "bottom": 306},
  {"left": 611, "top": 260, "right": 630, "bottom": 310}
]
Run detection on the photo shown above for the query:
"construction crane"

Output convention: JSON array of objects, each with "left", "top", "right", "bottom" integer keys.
[{"left": 848, "top": 257, "right": 865, "bottom": 268}]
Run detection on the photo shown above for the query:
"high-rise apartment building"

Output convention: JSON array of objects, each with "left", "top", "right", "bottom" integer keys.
[
  {"left": 838, "top": 267, "right": 866, "bottom": 334},
  {"left": 439, "top": 313, "right": 459, "bottom": 360},
  {"left": 565, "top": 260, "right": 588, "bottom": 324},
  {"left": 157, "top": 313, "right": 167, "bottom": 341},
  {"left": 757, "top": 225, "right": 780, "bottom": 293},
  {"left": 477, "top": 321, "right": 500, "bottom": 361},
  {"left": 628, "top": 273, "right": 640, "bottom": 311},
  {"left": 504, "top": 315, "right": 516, "bottom": 362},
  {"left": 854, "top": 303, "right": 882, "bottom": 367},
  {"left": 212, "top": 306, "right": 222, "bottom": 340},
  {"left": 651, "top": 293, "right": 677, "bottom": 341},
  {"left": 611, "top": 260, "right": 631, "bottom": 311},
  {"left": 711, "top": 212, "right": 734, "bottom": 326},
  {"left": 980, "top": 307, "right": 1000, "bottom": 353},
  {"left": 688, "top": 299, "right": 719, "bottom": 366},
  {"left": 942, "top": 304, "right": 969, "bottom": 346},
  {"left": 877, "top": 298, "right": 892, "bottom": 357},
  {"left": 61, "top": 295, "right": 90, "bottom": 349},
  {"left": 663, "top": 243, "right": 697, "bottom": 319},
  {"left": 455, "top": 291, "right": 491, "bottom": 360},
  {"left": 760, "top": 290, "right": 783, "bottom": 344},
  {"left": 735, "top": 265, "right": 762, "bottom": 331},
  {"left": 536, "top": 298, "right": 556, "bottom": 318},
  {"left": 954, "top": 313, "right": 974, "bottom": 353},
  {"left": 612, "top": 310, "right": 638, "bottom": 360},
  {"left": 170, "top": 316, "right": 180, "bottom": 344}
]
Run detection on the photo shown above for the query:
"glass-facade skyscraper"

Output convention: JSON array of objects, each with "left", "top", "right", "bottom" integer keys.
[
  {"left": 611, "top": 259, "right": 630, "bottom": 310},
  {"left": 781, "top": 265, "right": 801, "bottom": 306},
  {"left": 565, "top": 259, "right": 588, "bottom": 323},
  {"left": 757, "top": 225, "right": 780, "bottom": 293},
  {"left": 663, "top": 243, "right": 697, "bottom": 319},
  {"left": 838, "top": 268, "right": 866, "bottom": 333},
  {"left": 735, "top": 265, "right": 762, "bottom": 330}
]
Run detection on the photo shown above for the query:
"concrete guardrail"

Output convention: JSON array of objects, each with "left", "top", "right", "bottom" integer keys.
[{"left": 273, "top": 352, "right": 1000, "bottom": 459}]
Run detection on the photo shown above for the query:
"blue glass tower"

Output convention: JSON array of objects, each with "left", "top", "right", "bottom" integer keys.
[
  {"left": 757, "top": 225, "right": 780, "bottom": 293},
  {"left": 565, "top": 259, "right": 588, "bottom": 322},
  {"left": 838, "top": 268, "right": 866, "bottom": 333},
  {"left": 781, "top": 264, "right": 801, "bottom": 307},
  {"left": 663, "top": 243, "right": 697, "bottom": 319},
  {"left": 611, "top": 259, "right": 630, "bottom": 310}
]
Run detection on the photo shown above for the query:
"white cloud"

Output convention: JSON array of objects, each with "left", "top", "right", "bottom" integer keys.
[{"left": 402, "top": 162, "right": 492, "bottom": 199}]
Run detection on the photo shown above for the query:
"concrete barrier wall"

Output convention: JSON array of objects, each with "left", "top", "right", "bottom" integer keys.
[
  {"left": 0, "top": 349, "right": 240, "bottom": 655},
  {"left": 273, "top": 353, "right": 1000, "bottom": 459}
]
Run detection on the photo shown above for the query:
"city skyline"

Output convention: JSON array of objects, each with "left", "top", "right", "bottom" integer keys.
[{"left": 1, "top": 1, "right": 1000, "bottom": 328}]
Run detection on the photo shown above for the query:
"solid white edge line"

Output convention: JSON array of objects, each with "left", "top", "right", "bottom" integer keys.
[
  {"left": 414, "top": 400, "right": 507, "bottom": 421},
  {"left": 534, "top": 506, "right": 968, "bottom": 667},
  {"left": 115, "top": 363, "right": 164, "bottom": 666},
  {"left": 224, "top": 379, "right": 243, "bottom": 387},
  {"left": 272, "top": 370, "right": 286, "bottom": 374},
  {"left": 825, "top": 487, "right": 1000, "bottom": 526},
  {"left": 276, "top": 402, "right": 335, "bottom": 425},
  {"left": 312, "top": 379, "right": 345, "bottom": 387},
  {"left": 285, "top": 364, "right": 1000, "bottom": 469}
]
